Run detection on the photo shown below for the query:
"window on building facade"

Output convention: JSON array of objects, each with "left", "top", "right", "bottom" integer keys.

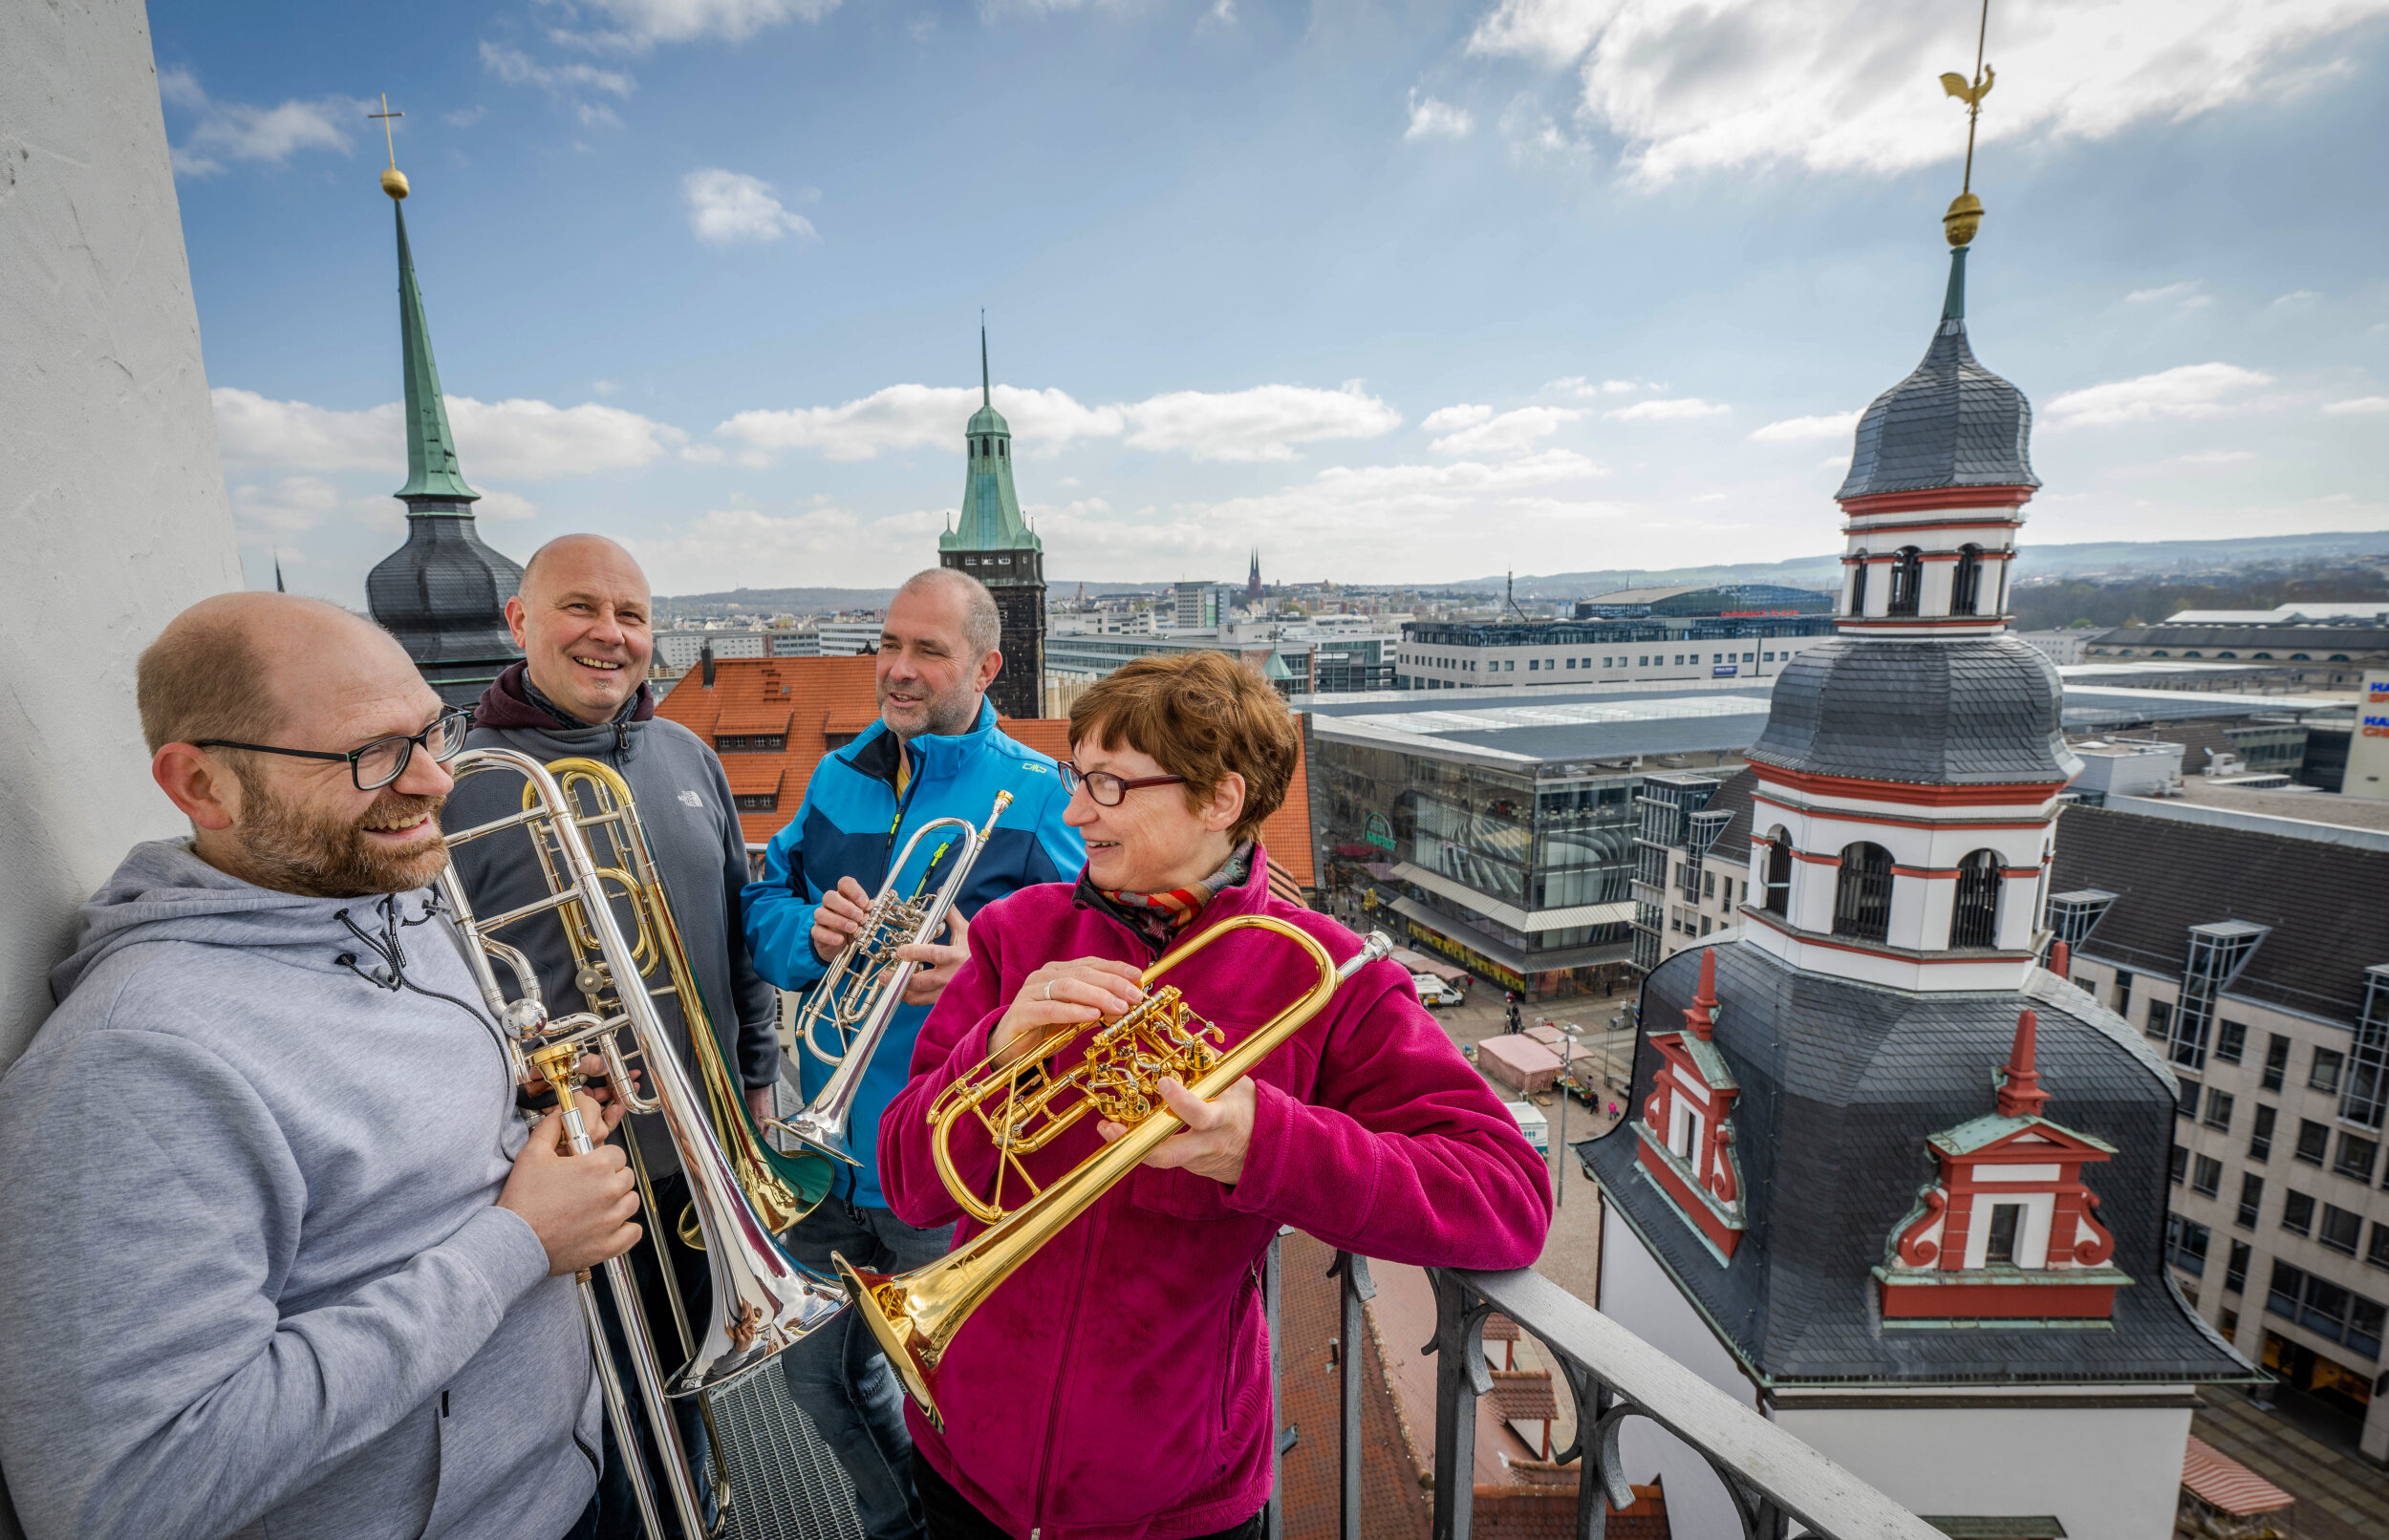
[
  {"left": 1763, "top": 829, "right": 1793, "bottom": 915},
  {"left": 2177, "top": 1080, "right": 2201, "bottom": 1120},
  {"left": 2282, "top": 1189, "right": 2315, "bottom": 1235},
  {"left": 2205, "top": 1088, "right": 2235, "bottom": 1131},
  {"left": 2312, "top": 1047, "right": 2345, "bottom": 1095},
  {"left": 2226, "top": 1239, "right": 2251, "bottom": 1294},
  {"left": 2116, "top": 969, "right": 2135, "bottom": 1015},
  {"left": 1700, "top": 916, "right": 1712, "bottom": 936},
  {"left": 2172, "top": 922, "right": 2268, "bottom": 1071},
  {"left": 2148, "top": 999, "right": 2173, "bottom": 1040},
  {"left": 2216, "top": 1019, "right": 2248, "bottom": 1063},
  {"left": 2346, "top": 966, "right": 2389, "bottom": 1129},
  {"left": 2263, "top": 1035, "right": 2290, "bottom": 1091},
  {"left": 733, "top": 792, "right": 779, "bottom": 813},
  {"left": 2171, "top": 1144, "right": 2189, "bottom": 1185},
  {"left": 1986, "top": 1202, "right": 2024, "bottom": 1264},
  {"left": 2192, "top": 1155, "right": 2224, "bottom": 1197},
  {"left": 2238, "top": 1173, "right": 2265, "bottom": 1228},
  {"left": 1948, "top": 848, "right": 2001, "bottom": 948},
  {"left": 2167, "top": 1214, "right": 2210, "bottom": 1273},
  {"left": 2250, "top": 1103, "right": 2276, "bottom": 1160},
  {"left": 2321, "top": 1204, "right": 2364, "bottom": 1256},
  {"left": 1849, "top": 553, "right": 1869, "bottom": 615},
  {"left": 2266, "top": 1262, "right": 2382, "bottom": 1358},
  {"left": 1951, "top": 544, "right": 1985, "bottom": 616},
  {"left": 2295, "top": 1120, "right": 2330, "bottom": 1166},
  {"left": 1832, "top": 843, "right": 1893, "bottom": 942},
  {"left": 2370, "top": 1223, "right": 2389, "bottom": 1272},
  {"left": 1886, "top": 547, "right": 1924, "bottom": 616},
  {"left": 1702, "top": 870, "right": 1714, "bottom": 899},
  {"left": 713, "top": 734, "right": 788, "bottom": 753},
  {"left": 2335, "top": 1132, "right": 2379, "bottom": 1184}
]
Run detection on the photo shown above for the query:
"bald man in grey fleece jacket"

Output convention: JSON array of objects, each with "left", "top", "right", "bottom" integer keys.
[{"left": 0, "top": 595, "right": 639, "bottom": 1540}]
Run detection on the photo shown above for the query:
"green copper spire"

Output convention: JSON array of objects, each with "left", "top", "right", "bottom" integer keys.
[
  {"left": 392, "top": 203, "right": 479, "bottom": 506},
  {"left": 940, "top": 326, "right": 1039, "bottom": 554}
]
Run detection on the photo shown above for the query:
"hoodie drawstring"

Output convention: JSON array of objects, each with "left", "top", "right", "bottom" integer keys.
[{"left": 335, "top": 893, "right": 506, "bottom": 1052}]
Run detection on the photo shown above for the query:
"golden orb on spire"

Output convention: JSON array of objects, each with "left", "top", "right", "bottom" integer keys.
[
  {"left": 1944, "top": 190, "right": 1982, "bottom": 247},
  {"left": 380, "top": 165, "right": 410, "bottom": 200},
  {"left": 369, "top": 94, "right": 408, "bottom": 200}
]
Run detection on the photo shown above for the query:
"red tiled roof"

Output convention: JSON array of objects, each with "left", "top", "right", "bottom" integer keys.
[
  {"left": 721, "top": 760, "right": 785, "bottom": 799},
  {"left": 657, "top": 656, "right": 1316, "bottom": 887},
  {"left": 2181, "top": 1435, "right": 2293, "bottom": 1517}
]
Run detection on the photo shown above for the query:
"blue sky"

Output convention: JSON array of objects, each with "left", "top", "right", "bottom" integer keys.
[{"left": 159, "top": 0, "right": 2389, "bottom": 603}]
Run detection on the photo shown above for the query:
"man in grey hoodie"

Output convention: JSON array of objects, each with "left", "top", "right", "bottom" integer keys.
[{"left": 0, "top": 594, "right": 641, "bottom": 1540}]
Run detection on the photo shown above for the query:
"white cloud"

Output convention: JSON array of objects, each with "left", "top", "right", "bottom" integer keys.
[
  {"left": 210, "top": 387, "right": 688, "bottom": 480},
  {"left": 683, "top": 168, "right": 819, "bottom": 246},
  {"left": 479, "top": 42, "right": 636, "bottom": 101},
  {"left": 2323, "top": 396, "right": 2389, "bottom": 416},
  {"left": 2272, "top": 289, "right": 2321, "bottom": 306},
  {"left": 719, "top": 385, "right": 1123, "bottom": 462},
  {"left": 2175, "top": 450, "right": 2255, "bottom": 467},
  {"left": 1462, "top": 0, "right": 2389, "bottom": 183},
  {"left": 623, "top": 503, "right": 933, "bottom": 595},
  {"left": 1425, "top": 404, "right": 1582, "bottom": 456},
  {"left": 473, "top": 489, "right": 544, "bottom": 522},
  {"left": 547, "top": 0, "right": 843, "bottom": 51},
  {"left": 2126, "top": 280, "right": 2211, "bottom": 310},
  {"left": 1548, "top": 376, "right": 1657, "bottom": 397},
  {"left": 2043, "top": 363, "right": 2274, "bottom": 428},
  {"left": 1405, "top": 92, "right": 1475, "bottom": 141},
  {"left": 1606, "top": 396, "right": 1729, "bottom": 421},
  {"left": 444, "top": 105, "right": 489, "bottom": 128},
  {"left": 1750, "top": 409, "right": 1860, "bottom": 444},
  {"left": 1121, "top": 383, "right": 1401, "bottom": 461},
  {"left": 160, "top": 70, "right": 364, "bottom": 178},
  {"left": 230, "top": 477, "right": 345, "bottom": 533},
  {"left": 717, "top": 381, "right": 1397, "bottom": 463}
]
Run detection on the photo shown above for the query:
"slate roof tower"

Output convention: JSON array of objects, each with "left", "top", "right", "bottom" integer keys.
[
  {"left": 361, "top": 125, "right": 524, "bottom": 709},
  {"left": 1580, "top": 27, "right": 2248, "bottom": 1538},
  {"left": 936, "top": 326, "right": 1045, "bottom": 720}
]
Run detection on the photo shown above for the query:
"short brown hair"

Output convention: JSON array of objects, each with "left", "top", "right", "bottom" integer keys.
[
  {"left": 1067, "top": 652, "right": 1299, "bottom": 846},
  {"left": 137, "top": 611, "right": 276, "bottom": 754}
]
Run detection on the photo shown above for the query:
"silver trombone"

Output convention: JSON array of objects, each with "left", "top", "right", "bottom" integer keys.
[
  {"left": 435, "top": 746, "right": 848, "bottom": 1540},
  {"left": 781, "top": 790, "right": 1014, "bottom": 1166}
]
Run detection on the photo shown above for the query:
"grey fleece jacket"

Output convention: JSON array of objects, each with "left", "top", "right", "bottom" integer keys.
[
  {"left": 443, "top": 711, "right": 780, "bottom": 1177},
  {"left": 0, "top": 841, "right": 598, "bottom": 1540}
]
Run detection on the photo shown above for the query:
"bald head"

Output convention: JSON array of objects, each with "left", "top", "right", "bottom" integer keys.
[
  {"left": 139, "top": 592, "right": 417, "bottom": 753},
  {"left": 896, "top": 567, "right": 1001, "bottom": 660},
  {"left": 506, "top": 533, "right": 655, "bottom": 724},
  {"left": 521, "top": 533, "right": 646, "bottom": 608}
]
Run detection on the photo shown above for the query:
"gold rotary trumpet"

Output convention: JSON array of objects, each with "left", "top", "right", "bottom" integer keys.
[{"left": 833, "top": 917, "right": 1395, "bottom": 1431}]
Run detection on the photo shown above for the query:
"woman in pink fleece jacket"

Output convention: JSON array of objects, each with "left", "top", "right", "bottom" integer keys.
[{"left": 877, "top": 652, "right": 1553, "bottom": 1540}]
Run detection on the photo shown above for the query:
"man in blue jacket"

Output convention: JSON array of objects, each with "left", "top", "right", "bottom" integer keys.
[{"left": 743, "top": 567, "right": 1080, "bottom": 1540}]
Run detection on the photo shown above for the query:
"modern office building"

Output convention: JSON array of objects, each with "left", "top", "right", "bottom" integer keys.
[
  {"left": 2086, "top": 608, "right": 2389, "bottom": 691},
  {"left": 1573, "top": 584, "right": 1835, "bottom": 620},
  {"left": 1628, "top": 769, "right": 1756, "bottom": 973},
  {"left": 1304, "top": 685, "right": 1774, "bottom": 995},
  {"left": 1394, "top": 616, "right": 1838, "bottom": 692},
  {"left": 2051, "top": 801, "right": 2389, "bottom": 1459}
]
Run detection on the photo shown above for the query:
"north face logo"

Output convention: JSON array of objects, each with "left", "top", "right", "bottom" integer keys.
[{"left": 678, "top": 790, "right": 703, "bottom": 809}]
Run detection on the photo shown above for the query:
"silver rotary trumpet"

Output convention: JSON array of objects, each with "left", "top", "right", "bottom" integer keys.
[
  {"left": 435, "top": 747, "right": 848, "bottom": 1540},
  {"left": 782, "top": 789, "right": 1014, "bottom": 1166}
]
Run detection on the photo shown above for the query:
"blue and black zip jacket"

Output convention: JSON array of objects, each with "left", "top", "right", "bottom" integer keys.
[{"left": 742, "top": 699, "right": 1083, "bottom": 1209}]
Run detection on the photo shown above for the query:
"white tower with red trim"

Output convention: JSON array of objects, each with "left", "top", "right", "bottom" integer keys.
[{"left": 1737, "top": 233, "right": 2076, "bottom": 995}]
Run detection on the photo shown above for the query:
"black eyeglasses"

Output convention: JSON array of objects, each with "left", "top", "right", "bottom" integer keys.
[
  {"left": 194, "top": 709, "right": 471, "bottom": 791},
  {"left": 1057, "top": 760, "right": 1186, "bottom": 807}
]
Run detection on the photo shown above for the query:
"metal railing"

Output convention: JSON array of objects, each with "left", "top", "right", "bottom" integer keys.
[{"left": 1260, "top": 1244, "right": 1947, "bottom": 1540}]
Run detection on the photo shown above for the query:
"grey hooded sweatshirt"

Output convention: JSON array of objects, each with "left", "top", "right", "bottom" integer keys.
[{"left": 0, "top": 840, "right": 598, "bottom": 1540}]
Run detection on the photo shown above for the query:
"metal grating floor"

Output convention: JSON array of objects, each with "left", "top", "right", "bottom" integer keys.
[{"left": 704, "top": 1368, "right": 864, "bottom": 1540}]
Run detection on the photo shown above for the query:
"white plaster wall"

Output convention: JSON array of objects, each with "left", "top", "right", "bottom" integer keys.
[
  {"left": 1597, "top": 1203, "right": 1759, "bottom": 1540},
  {"left": 1777, "top": 1401, "right": 2193, "bottom": 1540},
  {"left": 1, "top": 0, "right": 240, "bottom": 1080}
]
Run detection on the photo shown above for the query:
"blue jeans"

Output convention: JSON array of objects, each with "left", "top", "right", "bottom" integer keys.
[{"left": 780, "top": 1200, "right": 955, "bottom": 1540}]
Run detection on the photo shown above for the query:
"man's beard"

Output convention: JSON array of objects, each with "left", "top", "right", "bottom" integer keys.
[
  {"left": 231, "top": 763, "right": 450, "bottom": 898},
  {"left": 879, "top": 677, "right": 980, "bottom": 738}
]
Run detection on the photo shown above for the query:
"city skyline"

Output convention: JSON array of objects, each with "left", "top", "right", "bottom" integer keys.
[{"left": 158, "top": 1, "right": 2389, "bottom": 606}]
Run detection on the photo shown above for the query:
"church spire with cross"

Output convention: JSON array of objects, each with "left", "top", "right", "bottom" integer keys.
[
  {"left": 936, "top": 321, "right": 1045, "bottom": 718},
  {"left": 360, "top": 96, "right": 524, "bottom": 707}
]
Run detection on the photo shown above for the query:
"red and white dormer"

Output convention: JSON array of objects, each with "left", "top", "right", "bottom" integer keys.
[
  {"left": 1877, "top": 1008, "right": 2130, "bottom": 1321},
  {"left": 1634, "top": 948, "right": 1746, "bottom": 1262}
]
